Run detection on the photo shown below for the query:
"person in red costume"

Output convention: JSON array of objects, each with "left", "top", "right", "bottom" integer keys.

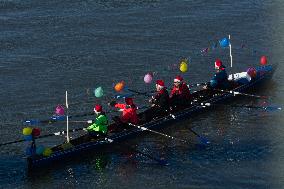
[
  {"left": 109, "top": 97, "right": 139, "bottom": 131},
  {"left": 141, "top": 80, "right": 170, "bottom": 122},
  {"left": 170, "top": 75, "right": 191, "bottom": 110}
]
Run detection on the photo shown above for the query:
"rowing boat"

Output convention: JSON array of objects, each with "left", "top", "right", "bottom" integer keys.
[{"left": 27, "top": 65, "right": 276, "bottom": 169}]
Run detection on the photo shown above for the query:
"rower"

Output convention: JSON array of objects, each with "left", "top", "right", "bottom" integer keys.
[
  {"left": 141, "top": 80, "right": 170, "bottom": 122},
  {"left": 86, "top": 105, "right": 108, "bottom": 138},
  {"left": 109, "top": 97, "right": 139, "bottom": 130},
  {"left": 170, "top": 75, "right": 191, "bottom": 111},
  {"left": 205, "top": 59, "right": 230, "bottom": 90}
]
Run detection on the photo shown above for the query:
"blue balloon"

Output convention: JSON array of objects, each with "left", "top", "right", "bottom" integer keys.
[
  {"left": 25, "top": 147, "right": 35, "bottom": 156},
  {"left": 219, "top": 38, "right": 230, "bottom": 48},
  {"left": 210, "top": 79, "right": 217, "bottom": 88},
  {"left": 26, "top": 147, "right": 33, "bottom": 155},
  {"left": 24, "top": 135, "right": 33, "bottom": 141},
  {"left": 36, "top": 146, "right": 45, "bottom": 155}
]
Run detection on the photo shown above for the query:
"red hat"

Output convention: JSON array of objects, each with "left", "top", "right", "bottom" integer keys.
[
  {"left": 94, "top": 104, "right": 102, "bottom": 112},
  {"left": 215, "top": 59, "right": 225, "bottom": 70},
  {"left": 156, "top": 80, "right": 165, "bottom": 87},
  {"left": 125, "top": 97, "right": 134, "bottom": 105},
  {"left": 174, "top": 75, "right": 183, "bottom": 83}
]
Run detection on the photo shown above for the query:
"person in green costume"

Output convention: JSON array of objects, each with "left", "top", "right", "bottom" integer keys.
[{"left": 86, "top": 104, "right": 108, "bottom": 138}]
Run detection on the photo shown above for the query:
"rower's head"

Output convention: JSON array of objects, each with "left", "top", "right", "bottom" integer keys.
[
  {"left": 174, "top": 75, "right": 183, "bottom": 86},
  {"left": 156, "top": 80, "right": 165, "bottom": 91},
  {"left": 125, "top": 97, "right": 134, "bottom": 105},
  {"left": 94, "top": 104, "right": 103, "bottom": 115},
  {"left": 214, "top": 59, "right": 225, "bottom": 72}
]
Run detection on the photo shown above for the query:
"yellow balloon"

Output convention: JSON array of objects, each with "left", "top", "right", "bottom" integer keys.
[
  {"left": 180, "top": 62, "right": 188, "bottom": 72},
  {"left": 23, "top": 127, "right": 33, "bottom": 135},
  {"left": 43, "top": 148, "right": 53, "bottom": 157}
]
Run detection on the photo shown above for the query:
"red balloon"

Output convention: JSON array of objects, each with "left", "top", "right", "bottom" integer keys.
[
  {"left": 32, "top": 128, "right": 41, "bottom": 137},
  {"left": 247, "top": 67, "right": 257, "bottom": 78},
  {"left": 260, "top": 56, "right": 267, "bottom": 65}
]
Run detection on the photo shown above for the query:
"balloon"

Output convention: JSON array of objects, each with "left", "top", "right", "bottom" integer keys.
[
  {"left": 94, "top": 86, "right": 104, "bottom": 98},
  {"left": 260, "top": 56, "right": 267, "bottom": 65},
  {"left": 219, "top": 38, "right": 230, "bottom": 48},
  {"left": 55, "top": 105, "right": 65, "bottom": 116},
  {"left": 179, "top": 62, "right": 188, "bottom": 73},
  {"left": 26, "top": 147, "right": 34, "bottom": 156},
  {"left": 36, "top": 146, "right": 45, "bottom": 155},
  {"left": 24, "top": 135, "right": 33, "bottom": 141},
  {"left": 144, "top": 73, "right": 153, "bottom": 84},
  {"left": 43, "top": 148, "right": 52, "bottom": 157},
  {"left": 23, "top": 127, "right": 32, "bottom": 135},
  {"left": 32, "top": 128, "right": 41, "bottom": 137},
  {"left": 247, "top": 67, "right": 257, "bottom": 78},
  {"left": 210, "top": 79, "right": 217, "bottom": 88},
  {"left": 114, "top": 82, "right": 125, "bottom": 92}
]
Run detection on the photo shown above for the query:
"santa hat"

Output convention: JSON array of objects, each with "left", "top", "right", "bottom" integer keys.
[
  {"left": 156, "top": 80, "right": 165, "bottom": 87},
  {"left": 125, "top": 97, "right": 134, "bottom": 105},
  {"left": 94, "top": 104, "right": 102, "bottom": 113},
  {"left": 215, "top": 59, "right": 225, "bottom": 70},
  {"left": 174, "top": 75, "right": 183, "bottom": 83}
]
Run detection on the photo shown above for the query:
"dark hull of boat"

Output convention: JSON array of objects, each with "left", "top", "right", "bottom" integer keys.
[{"left": 27, "top": 65, "right": 275, "bottom": 169}]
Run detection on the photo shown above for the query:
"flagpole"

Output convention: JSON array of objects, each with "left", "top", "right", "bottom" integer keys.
[
  {"left": 65, "top": 91, "right": 70, "bottom": 143},
  {"left": 229, "top": 34, "right": 233, "bottom": 68}
]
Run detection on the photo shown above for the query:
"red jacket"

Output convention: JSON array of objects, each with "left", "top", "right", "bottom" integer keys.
[
  {"left": 170, "top": 83, "right": 191, "bottom": 100},
  {"left": 114, "top": 103, "right": 139, "bottom": 124}
]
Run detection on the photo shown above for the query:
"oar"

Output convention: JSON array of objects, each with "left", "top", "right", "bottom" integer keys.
[
  {"left": 188, "top": 128, "right": 210, "bottom": 145},
  {"left": 169, "top": 114, "right": 210, "bottom": 145},
  {"left": 128, "top": 123, "right": 188, "bottom": 144},
  {"left": 188, "top": 82, "right": 208, "bottom": 88},
  {"left": 24, "top": 106, "right": 149, "bottom": 126},
  {"left": 126, "top": 88, "right": 153, "bottom": 97},
  {"left": 0, "top": 127, "right": 85, "bottom": 147},
  {"left": 24, "top": 112, "right": 95, "bottom": 125},
  {"left": 214, "top": 89, "right": 268, "bottom": 99},
  {"left": 81, "top": 131, "right": 168, "bottom": 166},
  {"left": 200, "top": 102, "right": 281, "bottom": 111}
]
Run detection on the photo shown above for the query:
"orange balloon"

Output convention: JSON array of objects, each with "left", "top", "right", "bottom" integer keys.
[{"left": 114, "top": 82, "right": 125, "bottom": 92}]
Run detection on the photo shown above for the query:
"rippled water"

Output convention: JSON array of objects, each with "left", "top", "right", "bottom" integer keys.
[{"left": 0, "top": 0, "right": 284, "bottom": 188}]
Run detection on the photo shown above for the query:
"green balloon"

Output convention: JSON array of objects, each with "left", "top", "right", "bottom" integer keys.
[{"left": 94, "top": 87, "right": 104, "bottom": 98}]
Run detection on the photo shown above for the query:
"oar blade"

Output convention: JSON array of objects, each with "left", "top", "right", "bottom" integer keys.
[
  {"left": 198, "top": 136, "right": 210, "bottom": 145},
  {"left": 264, "top": 106, "right": 282, "bottom": 112},
  {"left": 157, "top": 159, "right": 169, "bottom": 166},
  {"left": 23, "top": 119, "right": 40, "bottom": 125}
]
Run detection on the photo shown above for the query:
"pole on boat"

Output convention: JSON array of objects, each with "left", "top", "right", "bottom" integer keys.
[
  {"left": 66, "top": 91, "right": 70, "bottom": 143},
  {"left": 229, "top": 34, "right": 233, "bottom": 68}
]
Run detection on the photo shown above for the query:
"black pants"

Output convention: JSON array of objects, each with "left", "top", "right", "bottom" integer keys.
[
  {"left": 87, "top": 131, "right": 106, "bottom": 141},
  {"left": 170, "top": 96, "right": 191, "bottom": 111},
  {"left": 111, "top": 116, "right": 132, "bottom": 132}
]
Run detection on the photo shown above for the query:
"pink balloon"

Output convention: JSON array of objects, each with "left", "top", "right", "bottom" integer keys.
[
  {"left": 55, "top": 105, "right": 65, "bottom": 116},
  {"left": 144, "top": 73, "right": 153, "bottom": 84}
]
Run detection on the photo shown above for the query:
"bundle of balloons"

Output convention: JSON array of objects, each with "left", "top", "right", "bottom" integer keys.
[{"left": 23, "top": 127, "right": 52, "bottom": 157}]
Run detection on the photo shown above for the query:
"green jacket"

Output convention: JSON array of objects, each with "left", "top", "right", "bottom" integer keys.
[{"left": 87, "top": 114, "right": 108, "bottom": 134}]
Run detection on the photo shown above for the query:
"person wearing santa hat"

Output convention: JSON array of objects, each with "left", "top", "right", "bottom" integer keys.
[
  {"left": 170, "top": 75, "right": 191, "bottom": 110},
  {"left": 86, "top": 104, "right": 109, "bottom": 137},
  {"left": 108, "top": 97, "right": 139, "bottom": 130},
  {"left": 141, "top": 80, "right": 170, "bottom": 122},
  {"left": 205, "top": 59, "right": 230, "bottom": 90}
]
